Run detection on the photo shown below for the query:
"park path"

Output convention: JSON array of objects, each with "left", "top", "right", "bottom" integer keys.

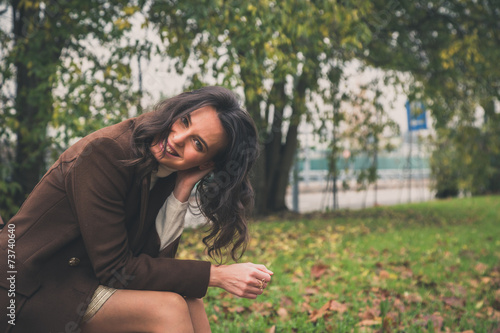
[{"left": 185, "top": 179, "right": 434, "bottom": 227}]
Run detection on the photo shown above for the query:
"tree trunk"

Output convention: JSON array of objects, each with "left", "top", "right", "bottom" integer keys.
[
  {"left": 249, "top": 76, "right": 306, "bottom": 215},
  {"left": 11, "top": 1, "right": 61, "bottom": 207},
  {"left": 268, "top": 75, "right": 307, "bottom": 211}
]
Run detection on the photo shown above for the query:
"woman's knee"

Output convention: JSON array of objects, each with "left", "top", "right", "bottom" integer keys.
[
  {"left": 81, "top": 290, "right": 194, "bottom": 333},
  {"left": 148, "top": 292, "right": 193, "bottom": 330}
]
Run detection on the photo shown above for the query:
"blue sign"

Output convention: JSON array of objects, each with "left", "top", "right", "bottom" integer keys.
[{"left": 406, "top": 100, "right": 427, "bottom": 131}]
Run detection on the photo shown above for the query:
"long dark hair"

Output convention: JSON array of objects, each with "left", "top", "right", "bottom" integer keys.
[{"left": 130, "top": 86, "right": 259, "bottom": 262}]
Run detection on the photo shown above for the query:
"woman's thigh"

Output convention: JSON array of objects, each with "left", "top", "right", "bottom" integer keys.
[{"left": 81, "top": 289, "right": 195, "bottom": 333}]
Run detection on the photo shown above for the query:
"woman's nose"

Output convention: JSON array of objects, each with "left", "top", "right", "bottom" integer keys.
[{"left": 171, "top": 130, "right": 187, "bottom": 146}]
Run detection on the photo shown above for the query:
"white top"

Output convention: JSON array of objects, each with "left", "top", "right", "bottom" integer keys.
[{"left": 150, "top": 165, "right": 189, "bottom": 250}]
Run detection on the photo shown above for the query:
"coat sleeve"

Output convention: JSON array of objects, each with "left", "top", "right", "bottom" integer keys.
[{"left": 65, "top": 137, "right": 211, "bottom": 297}]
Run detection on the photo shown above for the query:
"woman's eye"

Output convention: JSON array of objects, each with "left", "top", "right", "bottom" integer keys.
[
  {"left": 194, "top": 139, "right": 203, "bottom": 151},
  {"left": 181, "top": 117, "right": 188, "bottom": 126}
]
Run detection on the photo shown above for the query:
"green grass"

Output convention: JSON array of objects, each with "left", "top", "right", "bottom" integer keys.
[{"left": 178, "top": 196, "right": 500, "bottom": 332}]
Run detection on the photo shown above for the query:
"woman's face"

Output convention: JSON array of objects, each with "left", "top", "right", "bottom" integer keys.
[{"left": 150, "top": 106, "right": 228, "bottom": 171}]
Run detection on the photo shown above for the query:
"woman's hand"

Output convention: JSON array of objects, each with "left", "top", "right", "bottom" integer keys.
[
  {"left": 173, "top": 165, "right": 213, "bottom": 202},
  {"left": 209, "top": 263, "right": 273, "bottom": 299}
]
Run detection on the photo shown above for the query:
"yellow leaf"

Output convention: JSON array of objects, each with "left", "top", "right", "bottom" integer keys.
[{"left": 123, "top": 6, "right": 139, "bottom": 16}]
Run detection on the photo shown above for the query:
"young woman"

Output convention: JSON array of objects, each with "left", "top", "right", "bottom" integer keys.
[{"left": 0, "top": 86, "right": 272, "bottom": 333}]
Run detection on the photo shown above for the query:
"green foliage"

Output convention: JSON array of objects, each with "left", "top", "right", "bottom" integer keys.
[
  {"left": 430, "top": 116, "right": 500, "bottom": 198},
  {"left": 180, "top": 196, "right": 500, "bottom": 332},
  {"left": 362, "top": 0, "right": 500, "bottom": 198},
  {"left": 0, "top": 0, "right": 148, "bottom": 219},
  {"left": 147, "top": 0, "right": 376, "bottom": 212},
  {"left": 335, "top": 76, "right": 400, "bottom": 191}
]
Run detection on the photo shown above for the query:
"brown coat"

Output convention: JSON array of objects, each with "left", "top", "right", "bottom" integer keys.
[{"left": 0, "top": 119, "right": 211, "bottom": 333}]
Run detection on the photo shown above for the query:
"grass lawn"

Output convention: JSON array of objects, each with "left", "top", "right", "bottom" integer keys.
[{"left": 178, "top": 196, "right": 500, "bottom": 332}]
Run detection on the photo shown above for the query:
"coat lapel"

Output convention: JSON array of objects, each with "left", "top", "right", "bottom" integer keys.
[{"left": 132, "top": 173, "right": 177, "bottom": 255}]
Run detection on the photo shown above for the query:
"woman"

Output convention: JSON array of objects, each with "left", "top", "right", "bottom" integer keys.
[{"left": 0, "top": 86, "right": 272, "bottom": 333}]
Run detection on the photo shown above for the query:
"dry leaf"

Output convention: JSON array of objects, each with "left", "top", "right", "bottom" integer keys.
[
  {"left": 445, "top": 282, "right": 467, "bottom": 297},
  {"left": 481, "top": 277, "right": 492, "bottom": 284},
  {"left": 475, "top": 262, "right": 488, "bottom": 274},
  {"left": 277, "top": 307, "right": 289, "bottom": 319},
  {"left": 359, "top": 308, "right": 378, "bottom": 320},
  {"left": 468, "top": 279, "right": 480, "bottom": 289},
  {"left": 414, "top": 312, "right": 444, "bottom": 330},
  {"left": 301, "top": 302, "right": 313, "bottom": 314},
  {"left": 249, "top": 302, "right": 272, "bottom": 316},
  {"left": 311, "top": 263, "right": 329, "bottom": 279},
  {"left": 266, "top": 325, "right": 276, "bottom": 333},
  {"left": 304, "top": 287, "right": 319, "bottom": 295},
  {"left": 442, "top": 296, "right": 465, "bottom": 308},
  {"left": 309, "top": 300, "right": 331, "bottom": 322},
  {"left": 393, "top": 298, "right": 405, "bottom": 312},
  {"left": 404, "top": 292, "right": 423, "bottom": 304},
  {"left": 281, "top": 296, "right": 294, "bottom": 307},
  {"left": 228, "top": 306, "right": 245, "bottom": 313},
  {"left": 329, "top": 300, "right": 348, "bottom": 314},
  {"left": 357, "top": 319, "right": 382, "bottom": 326},
  {"left": 379, "top": 270, "right": 390, "bottom": 279}
]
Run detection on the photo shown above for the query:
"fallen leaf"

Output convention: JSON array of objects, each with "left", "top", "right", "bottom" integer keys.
[
  {"left": 311, "top": 263, "right": 329, "bottom": 279},
  {"left": 266, "top": 325, "right": 276, "bottom": 333},
  {"left": 379, "top": 270, "right": 391, "bottom": 279},
  {"left": 301, "top": 302, "right": 313, "bottom": 313},
  {"left": 280, "top": 296, "right": 294, "bottom": 307},
  {"left": 475, "top": 262, "right": 488, "bottom": 274},
  {"left": 384, "top": 312, "right": 399, "bottom": 329},
  {"left": 481, "top": 277, "right": 492, "bottom": 284},
  {"left": 304, "top": 286, "right": 319, "bottom": 295},
  {"left": 414, "top": 312, "right": 444, "bottom": 330},
  {"left": 401, "top": 268, "right": 414, "bottom": 279},
  {"left": 276, "top": 307, "right": 288, "bottom": 319},
  {"left": 249, "top": 302, "right": 273, "bottom": 316},
  {"left": 329, "top": 300, "right": 348, "bottom": 314},
  {"left": 228, "top": 306, "right": 245, "bottom": 313},
  {"left": 393, "top": 298, "right": 405, "bottom": 312},
  {"left": 445, "top": 282, "right": 467, "bottom": 297},
  {"left": 309, "top": 300, "right": 331, "bottom": 322},
  {"left": 468, "top": 279, "right": 480, "bottom": 289},
  {"left": 442, "top": 296, "right": 465, "bottom": 308},
  {"left": 359, "top": 308, "right": 378, "bottom": 320},
  {"left": 493, "top": 310, "right": 500, "bottom": 320},
  {"left": 357, "top": 319, "right": 382, "bottom": 326},
  {"left": 404, "top": 292, "right": 423, "bottom": 304}
]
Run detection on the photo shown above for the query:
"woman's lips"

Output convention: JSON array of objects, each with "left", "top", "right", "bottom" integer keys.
[{"left": 164, "top": 140, "right": 179, "bottom": 157}]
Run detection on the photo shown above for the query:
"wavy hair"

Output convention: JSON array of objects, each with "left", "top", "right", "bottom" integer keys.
[{"left": 129, "top": 86, "right": 259, "bottom": 262}]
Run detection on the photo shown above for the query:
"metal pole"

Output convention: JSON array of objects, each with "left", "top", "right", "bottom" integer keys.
[
  {"left": 408, "top": 131, "right": 412, "bottom": 203},
  {"left": 332, "top": 118, "right": 338, "bottom": 210},
  {"left": 292, "top": 152, "right": 299, "bottom": 212}
]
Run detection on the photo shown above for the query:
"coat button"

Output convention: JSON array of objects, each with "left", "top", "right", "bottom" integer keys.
[{"left": 68, "top": 257, "right": 80, "bottom": 266}]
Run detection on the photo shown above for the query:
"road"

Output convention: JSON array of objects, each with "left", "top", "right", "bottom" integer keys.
[
  {"left": 185, "top": 179, "right": 434, "bottom": 227},
  {"left": 285, "top": 179, "right": 434, "bottom": 212}
]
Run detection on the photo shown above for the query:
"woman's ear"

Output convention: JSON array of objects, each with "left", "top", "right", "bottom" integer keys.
[{"left": 199, "top": 161, "right": 215, "bottom": 170}]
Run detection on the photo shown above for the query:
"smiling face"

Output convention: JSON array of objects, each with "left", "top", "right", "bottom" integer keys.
[{"left": 150, "top": 106, "right": 228, "bottom": 171}]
